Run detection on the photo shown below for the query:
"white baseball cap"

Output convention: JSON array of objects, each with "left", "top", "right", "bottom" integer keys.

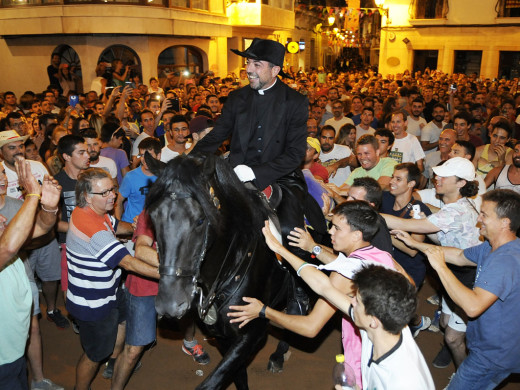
[{"left": 432, "top": 157, "right": 475, "bottom": 181}]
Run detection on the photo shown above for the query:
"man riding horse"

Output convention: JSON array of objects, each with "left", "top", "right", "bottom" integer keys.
[{"left": 193, "top": 38, "right": 318, "bottom": 370}]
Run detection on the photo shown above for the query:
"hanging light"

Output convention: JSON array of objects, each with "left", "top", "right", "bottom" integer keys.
[{"left": 328, "top": 14, "right": 336, "bottom": 25}]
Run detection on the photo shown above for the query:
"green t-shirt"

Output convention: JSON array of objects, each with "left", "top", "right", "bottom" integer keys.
[
  {"left": 0, "top": 196, "right": 32, "bottom": 364},
  {"left": 345, "top": 157, "right": 397, "bottom": 186}
]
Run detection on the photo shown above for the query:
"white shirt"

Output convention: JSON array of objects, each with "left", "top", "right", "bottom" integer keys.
[
  {"left": 160, "top": 143, "right": 191, "bottom": 163},
  {"left": 5, "top": 160, "right": 49, "bottom": 200},
  {"left": 132, "top": 132, "right": 151, "bottom": 157},
  {"left": 90, "top": 155, "right": 117, "bottom": 179},
  {"left": 355, "top": 125, "right": 376, "bottom": 142},
  {"left": 361, "top": 327, "right": 435, "bottom": 390},
  {"left": 319, "top": 144, "right": 352, "bottom": 186},
  {"left": 389, "top": 133, "right": 425, "bottom": 164},
  {"left": 324, "top": 116, "right": 355, "bottom": 134},
  {"left": 406, "top": 116, "right": 427, "bottom": 138},
  {"left": 421, "top": 121, "right": 446, "bottom": 155}
]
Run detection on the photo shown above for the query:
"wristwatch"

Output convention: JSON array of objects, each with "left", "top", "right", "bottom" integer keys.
[{"left": 312, "top": 245, "right": 322, "bottom": 256}]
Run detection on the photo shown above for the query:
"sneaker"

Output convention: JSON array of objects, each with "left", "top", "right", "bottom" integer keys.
[
  {"left": 31, "top": 378, "right": 64, "bottom": 390},
  {"left": 182, "top": 344, "right": 210, "bottom": 365},
  {"left": 410, "top": 316, "right": 431, "bottom": 338},
  {"left": 433, "top": 344, "right": 452, "bottom": 369},
  {"left": 72, "top": 319, "right": 80, "bottom": 335},
  {"left": 102, "top": 358, "right": 115, "bottom": 379},
  {"left": 427, "top": 293, "right": 440, "bottom": 306},
  {"left": 429, "top": 310, "right": 442, "bottom": 333},
  {"left": 47, "top": 309, "right": 70, "bottom": 329},
  {"left": 103, "top": 358, "right": 142, "bottom": 379}
]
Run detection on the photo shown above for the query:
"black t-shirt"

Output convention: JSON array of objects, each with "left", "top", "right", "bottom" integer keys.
[
  {"left": 372, "top": 214, "right": 394, "bottom": 255},
  {"left": 381, "top": 192, "right": 432, "bottom": 285},
  {"left": 55, "top": 170, "right": 77, "bottom": 244}
]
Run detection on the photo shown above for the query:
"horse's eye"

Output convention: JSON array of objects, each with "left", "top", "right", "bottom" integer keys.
[{"left": 197, "top": 218, "right": 205, "bottom": 226}]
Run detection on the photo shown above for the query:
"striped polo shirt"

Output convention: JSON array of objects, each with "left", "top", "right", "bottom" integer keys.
[{"left": 65, "top": 206, "right": 129, "bottom": 321}]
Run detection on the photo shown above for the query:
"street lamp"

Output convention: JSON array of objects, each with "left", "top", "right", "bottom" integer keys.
[
  {"left": 375, "top": 0, "right": 389, "bottom": 18},
  {"left": 328, "top": 14, "right": 336, "bottom": 25}
]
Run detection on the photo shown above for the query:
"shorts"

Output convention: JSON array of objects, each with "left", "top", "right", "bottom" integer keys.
[
  {"left": 125, "top": 289, "right": 157, "bottom": 346},
  {"left": 23, "top": 259, "right": 41, "bottom": 316},
  {"left": 60, "top": 243, "right": 68, "bottom": 292},
  {"left": 441, "top": 297, "right": 467, "bottom": 332},
  {"left": 27, "top": 239, "right": 61, "bottom": 282},
  {"left": 0, "top": 356, "right": 28, "bottom": 390},
  {"left": 76, "top": 290, "right": 127, "bottom": 362}
]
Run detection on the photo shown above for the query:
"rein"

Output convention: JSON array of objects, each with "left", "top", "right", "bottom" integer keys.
[{"left": 198, "top": 233, "right": 238, "bottom": 318}]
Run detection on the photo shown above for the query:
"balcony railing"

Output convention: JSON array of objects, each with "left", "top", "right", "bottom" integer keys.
[
  {"left": 0, "top": 0, "right": 208, "bottom": 9},
  {"left": 496, "top": 0, "right": 520, "bottom": 17}
]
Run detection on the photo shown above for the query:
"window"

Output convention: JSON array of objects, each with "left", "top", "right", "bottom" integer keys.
[
  {"left": 411, "top": 0, "right": 448, "bottom": 19},
  {"left": 453, "top": 51, "right": 482, "bottom": 76},
  {"left": 170, "top": 0, "right": 208, "bottom": 10},
  {"left": 498, "top": 51, "right": 520, "bottom": 79},
  {"left": 413, "top": 50, "right": 438, "bottom": 73},
  {"left": 497, "top": 0, "right": 520, "bottom": 17},
  {"left": 52, "top": 44, "right": 83, "bottom": 93},
  {"left": 98, "top": 45, "right": 142, "bottom": 85},
  {"left": 157, "top": 46, "right": 203, "bottom": 80}
]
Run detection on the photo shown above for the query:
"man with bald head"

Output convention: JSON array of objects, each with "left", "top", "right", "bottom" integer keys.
[{"left": 423, "top": 128, "right": 457, "bottom": 188}]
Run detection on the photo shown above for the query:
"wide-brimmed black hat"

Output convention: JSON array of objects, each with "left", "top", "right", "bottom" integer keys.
[{"left": 231, "top": 38, "right": 292, "bottom": 79}]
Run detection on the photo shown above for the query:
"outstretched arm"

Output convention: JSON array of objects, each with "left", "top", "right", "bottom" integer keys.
[
  {"left": 229, "top": 272, "right": 350, "bottom": 335},
  {"left": 262, "top": 221, "right": 353, "bottom": 315}
]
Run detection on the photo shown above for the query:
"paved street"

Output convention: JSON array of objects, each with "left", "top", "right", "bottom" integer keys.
[{"left": 38, "top": 278, "right": 520, "bottom": 390}]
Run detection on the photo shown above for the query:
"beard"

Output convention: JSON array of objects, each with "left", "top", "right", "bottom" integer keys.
[{"left": 89, "top": 152, "right": 100, "bottom": 162}]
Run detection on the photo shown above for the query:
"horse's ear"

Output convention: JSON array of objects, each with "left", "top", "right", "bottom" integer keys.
[
  {"left": 201, "top": 152, "right": 216, "bottom": 177},
  {"left": 144, "top": 151, "right": 166, "bottom": 176}
]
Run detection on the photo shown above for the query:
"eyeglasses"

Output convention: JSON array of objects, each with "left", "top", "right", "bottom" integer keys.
[{"left": 90, "top": 187, "right": 116, "bottom": 197}]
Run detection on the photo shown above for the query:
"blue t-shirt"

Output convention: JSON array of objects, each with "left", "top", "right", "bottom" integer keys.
[
  {"left": 119, "top": 167, "right": 157, "bottom": 223},
  {"left": 464, "top": 239, "right": 520, "bottom": 371}
]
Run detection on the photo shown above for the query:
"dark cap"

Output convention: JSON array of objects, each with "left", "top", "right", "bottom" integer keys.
[
  {"left": 231, "top": 38, "right": 292, "bottom": 79},
  {"left": 189, "top": 116, "right": 214, "bottom": 135}
]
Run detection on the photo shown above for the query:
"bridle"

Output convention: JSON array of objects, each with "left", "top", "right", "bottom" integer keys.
[{"left": 158, "top": 191, "right": 211, "bottom": 281}]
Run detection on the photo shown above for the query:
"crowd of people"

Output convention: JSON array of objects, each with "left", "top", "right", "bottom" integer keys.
[{"left": 1, "top": 38, "right": 520, "bottom": 390}]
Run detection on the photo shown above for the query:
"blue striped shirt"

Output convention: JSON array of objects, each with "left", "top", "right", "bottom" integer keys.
[{"left": 65, "top": 206, "right": 129, "bottom": 321}]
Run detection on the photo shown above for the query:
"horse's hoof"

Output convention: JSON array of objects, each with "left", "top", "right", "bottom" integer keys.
[{"left": 267, "top": 357, "right": 284, "bottom": 373}]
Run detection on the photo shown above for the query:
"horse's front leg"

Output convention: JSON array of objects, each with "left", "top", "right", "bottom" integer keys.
[{"left": 195, "top": 322, "right": 268, "bottom": 390}]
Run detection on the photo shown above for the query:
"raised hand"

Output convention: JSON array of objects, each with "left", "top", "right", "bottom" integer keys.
[
  {"left": 287, "top": 226, "right": 315, "bottom": 252},
  {"left": 228, "top": 297, "right": 265, "bottom": 328},
  {"left": 15, "top": 157, "right": 41, "bottom": 197},
  {"left": 40, "top": 175, "right": 62, "bottom": 210}
]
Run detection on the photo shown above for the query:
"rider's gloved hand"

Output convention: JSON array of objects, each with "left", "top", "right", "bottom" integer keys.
[{"left": 233, "top": 165, "right": 255, "bottom": 182}]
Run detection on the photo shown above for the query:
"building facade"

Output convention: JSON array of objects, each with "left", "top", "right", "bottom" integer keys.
[
  {"left": 378, "top": 0, "right": 520, "bottom": 79},
  {"left": 0, "top": 0, "right": 325, "bottom": 95}
]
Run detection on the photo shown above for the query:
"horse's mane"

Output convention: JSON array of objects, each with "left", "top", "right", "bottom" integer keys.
[{"left": 145, "top": 153, "right": 270, "bottom": 241}]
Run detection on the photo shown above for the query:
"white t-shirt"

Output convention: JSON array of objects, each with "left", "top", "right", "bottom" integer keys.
[
  {"left": 423, "top": 150, "right": 441, "bottom": 182},
  {"left": 160, "top": 143, "right": 191, "bottom": 163},
  {"left": 389, "top": 133, "right": 425, "bottom": 164},
  {"left": 319, "top": 144, "right": 352, "bottom": 186},
  {"left": 132, "top": 132, "right": 151, "bottom": 157},
  {"left": 5, "top": 160, "right": 49, "bottom": 200},
  {"left": 324, "top": 116, "right": 354, "bottom": 134},
  {"left": 90, "top": 155, "right": 117, "bottom": 179},
  {"left": 355, "top": 125, "right": 375, "bottom": 142},
  {"left": 360, "top": 326, "right": 435, "bottom": 390},
  {"left": 420, "top": 121, "right": 446, "bottom": 155},
  {"left": 406, "top": 116, "right": 427, "bottom": 138}
]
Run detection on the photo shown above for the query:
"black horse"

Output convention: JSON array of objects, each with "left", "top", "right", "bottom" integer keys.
[{"left": 145, "top": 152, "right": 291, "bottom": 390}]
